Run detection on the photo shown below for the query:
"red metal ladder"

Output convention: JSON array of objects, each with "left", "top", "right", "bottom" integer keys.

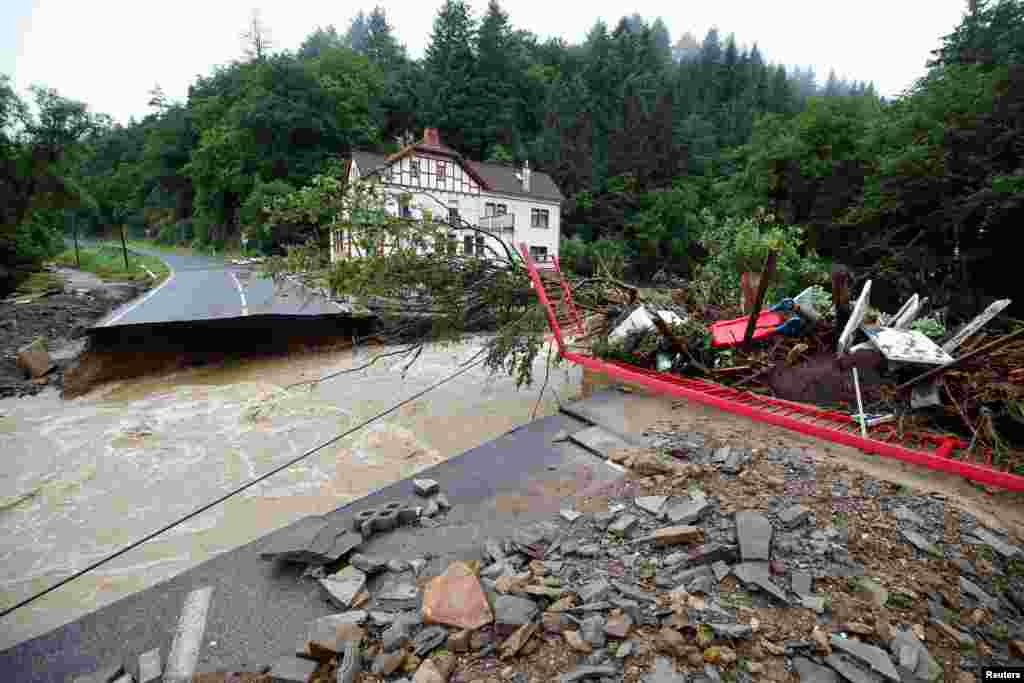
[{"left": 520, "top": 243, "right": 1024, "bottom": 492}]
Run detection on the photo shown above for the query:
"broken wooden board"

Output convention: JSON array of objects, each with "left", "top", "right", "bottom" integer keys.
[
  {"left": 941, "top": 299, "right": 1012, "bottom": 353},
  {"left": 837, "top": 280, "right": 872, "bottom": 355},
  {"left": 865, "top": 328, "right": 955, "bottom": 365}
]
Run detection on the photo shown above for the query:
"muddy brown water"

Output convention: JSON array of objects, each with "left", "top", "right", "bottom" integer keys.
[{"left": 0, "top": 337, "right": 581, "bottom": 651}]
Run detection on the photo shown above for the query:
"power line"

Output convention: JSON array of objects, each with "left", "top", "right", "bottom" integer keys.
[{"left": 0, "top": 355, "right": 487, "bottom": 620}]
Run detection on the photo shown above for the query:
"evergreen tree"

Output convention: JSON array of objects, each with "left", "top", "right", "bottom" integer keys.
[
  {"left": 650, "top": 18, "right": 673, "bottom": 66},
  {"left": 365, "top": 7, "right": 406, "bottom": 70},
  {"left": 344, "top": 11, "right": 370, "bottom": 53},
  {"left": 298, "top": 25, "right": 343, "bottom": 60}
]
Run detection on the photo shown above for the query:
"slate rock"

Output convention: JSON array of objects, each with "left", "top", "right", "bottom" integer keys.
[
  {"left": 561, "top": 509, "right": 583, "bottom": 523},
  {"left": 960, "top": 576, "right": 997, "bottom": 609},
  {"left": 899, "top": 529, "right": 941, "bottom": 556},
  {"left": 582, "top": 615, "right": 607, "bottom": 648},
  {"left": 674, "top": 565, "right": 714, "bottom": 591},
  {"left": 559, "top": 666, "right": 620, "bottom": 682},
  {"left": 711, "top": 561, "right": 731, "bottom": 581},
  {"left": 372, "top": 651, "right": 406, "bottom": 676},
  {"left": 423, "top": 499, "right": 441, "bottom": 518},
  {"left": 259, "top": 515, "right": 329, "bottom": 562},
  {"left": 802, "top": 596, "right": 826, "bottom": 614},
  {"left": 709, "top": 623, "right": 752, "bottom": 639},
  {"left": 635, "top": 525, "right": 704, "bottom": 546},
  {"left": 413, "top": 625, "right": 449, "bottom": 657},
  {"left": 688, "top": 575, "right": 714, "bottom": 595},
  {"left": 892, "top": 506, "right": 928, "bottom": 528},
  {"left": 712, "top": 446, "right": 731, "bottom": 464},
  {"left": 593, "top": 512, "right": 617, "bottom": 529},
  {"left": 319, "top": 566, "right": 367, "bottom": 609},
  {"left": 778, "top": 505, "right": 812, "bottom": 529},
  {"left": 792, "top": 657, "right": 839, "bottom": 683},
  {"left": 642, "top": 657, "right": 687, "bottom": 683},
  {"left": 616, "top": 641, "right": 634, "bottom": 659},
  {"left": 635, "top": 496, "right": 668, "bottom": 516},
  {"left": 684, "top": 543, "right": 738, "bottom": 566},
  {"left": 792, "top": 572, "right": 813, "bottom": 596},
  {"left": 891, "top": 626, "right": 942, "bottom": 682},
  {"left": 268, "top": 655, "right": 319, "bottom": 683},
  {"left": 830, "top": 634, "right": 900, "bottom": 681},
  {"left": 898, "top": 644, "right": 919, "bottom": 671},
  {"left": 665, "top": 497, "right": 710, "bottom": 524},
  {"left": 72, "top": 663, "right": 126, "bottom": 683},
  {"left": 136, "top": 649, "right": 161, "bottom": 683},
  {"left": 494, "top": 594, "right": 539, "bottom": 626},
  {"left": 721, "top": 448, "right": 750, "bottom": 474},
  {"left": 609, "top": 514, "right": 640, "bottom": 537},
  {"left": 578, "top": 579, "right": 612, "bottom": 604},
  {"left": 382, "top": 619, "right": 414, "bottom": 652},
  {"left": 349, "top": 553, "right": 388, "bottom": 574},
  {"left": 966, "top": 527, "right": 1022, "bottom": 558},
  {"left": 576, "top": 544, "right": 601, "bottom": 557},
  {"left": 612, "top": 581, "right": 656, "bottom": 602},
  {"left": 854, "top": 576, "right": 889, "bottom": 608},
  {"left": 604, "top": 613, "right": 633, "bottom": 639},
  {"left": 413, "top": 479, "right": 440, "bottom": 496},
  {"left": 378, "top": 581, "right": 420, "bottom": 601},
  {"left": 735, "top": 511, "right": 773, "bottom": 562},
  {"left": 824, "top": 654, "right": 876, "bottom": 683},
  {"left": 732, "top": 562, "right": 790, "bottom": 604}
]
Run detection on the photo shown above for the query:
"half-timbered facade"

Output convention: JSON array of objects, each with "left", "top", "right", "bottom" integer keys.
[{"left": 331, "top": 128, "right": 563, "bottom": 264}]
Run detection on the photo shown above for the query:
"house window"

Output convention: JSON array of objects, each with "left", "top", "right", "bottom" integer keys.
[
  {"left": 448, "top": 206, "right": 460, "bottom": 226},
  {"left": 484, "top": 202, "right": 496, "bottom": 216},
  {"left": 436, "top": 161, "right": 446, "bottom": 180},
  {"left": 464, "top": 235, "right": 473, "bottom": 255},
  {"left": 496, "top": 204, "right": 508, "bottom": 215},
  {"left": 475, "top": 235, "right": 485, "bottom": 256},
  {"left": 447, "top": 235, "right": 458, "bottom": 255},
  {"left": 529, "top": 246, "right": 549, "bottom": 262},
  {"left": 409, "top": 159, "right": 419, "bottom": 180},
  {"left": 531, "top": 208, "right": 549, "bottom": 228}
]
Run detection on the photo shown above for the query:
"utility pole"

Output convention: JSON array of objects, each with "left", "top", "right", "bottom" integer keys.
[
  {"left": 72, "top": 214, "right": 80, "bottom": 268},
  {"left": 120, "top": 224, "right": 129, "bottom": 270}
]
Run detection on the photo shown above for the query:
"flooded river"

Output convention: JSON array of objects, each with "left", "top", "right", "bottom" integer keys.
[{"left": 0, "top": 337, "right": 580, "bottom": 651}]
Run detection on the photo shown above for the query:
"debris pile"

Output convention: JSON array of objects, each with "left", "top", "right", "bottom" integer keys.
[
  {"left": 575, "top": 264, "right": 1023, "bottom": 471},
  {"left": 73, "top": 439, "right": 1024, "bottom": 682}
]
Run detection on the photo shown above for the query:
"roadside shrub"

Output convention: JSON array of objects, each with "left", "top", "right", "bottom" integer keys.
[
  {"left": 694, "top": 208, "right": 829, "bottom": 305},
  {"left": 558, "top": 235, "right": 629, "bottom": 279}
]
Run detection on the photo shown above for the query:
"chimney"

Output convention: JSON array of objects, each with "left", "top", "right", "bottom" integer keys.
[
  {"left": 522, "top": 160, "right": 531, "bottom": 193},
  {"left": 423, "top": 127, "right": 440, "bottom": 146}
]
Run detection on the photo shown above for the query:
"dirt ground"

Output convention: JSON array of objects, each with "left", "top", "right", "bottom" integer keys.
[{"left": 0, "top": 268, "right": 147, "bottom": 399}]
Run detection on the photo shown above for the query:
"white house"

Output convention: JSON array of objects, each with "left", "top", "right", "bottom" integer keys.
[{"left": 330, "top": 128, "right": 564, "bottom": 264}]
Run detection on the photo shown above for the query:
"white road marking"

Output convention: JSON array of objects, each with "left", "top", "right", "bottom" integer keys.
[
  {"left": 163, "top": 586, "right": 213, "bottom": 683},
  {"left": 229, "top": 271, "right": 249, "bottom": 316},
  {"left": 103, "top": 262, "right": 176, "bottom": 327}
]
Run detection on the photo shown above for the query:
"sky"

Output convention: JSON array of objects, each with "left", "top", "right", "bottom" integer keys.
[{"left": 4, "top": 0, "right": 970, "bottom": 125}]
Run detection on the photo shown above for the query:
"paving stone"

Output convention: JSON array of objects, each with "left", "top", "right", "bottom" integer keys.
[
  {"left": 413, "top": 479, "right": 440, "bottom": 496},
  {"left": 608, "top": 514, "right": 640, "bottom": 537},
  {"left": 899, "top": 529, "right": 941, "bottom": 556},
  {"left": 778, "top": 505, "right": 812, "bottom": 529},
  {"left": 792, "top": 572, "right": 813, "bottom": 596},
  {"left": 413, "top": 625, "right": 449, "bottom": 657},
  {"left": 732, "top": 562, "right": 790, "bottom": 604},
  {"left": 830, "top": 635, "right": 900, "bottom": 681},
  {"left": 319, "top": 566, "right": 367, "bottom": 609},
  {"left": 635, "top": 496, "right": 668, "bottom": 515},
  {"left": 559, "top": 666, "right": 619, "bottom": 682},
  {"left": 664, "top": 498, "right": 711, "bottom": 524},
  {"left": 642, "top": 657, "right": 687, "bottom": 683},
  {"left": 792, "top": 657, "right": 839, "bottom": 683},
  {"left": 268, "top": 655, "right": 318, "bottom": 683},
  {"left": 422, "top": 561, "right": 494, "bottom": 630},
  {"left": 494, "top": 594, "right": 539, "bottom": 626},
  {"left": 735, "top": 511, "right": 773, "bottom": 562},
  {"left": 578, "top": 579, "right": 612, "bottom": 604},
  {"left": 824, "top": 654, "right": 876, "bottom": 683},
  {"left": 966, "top": 527, "right": 1021, "bottom": 558}
]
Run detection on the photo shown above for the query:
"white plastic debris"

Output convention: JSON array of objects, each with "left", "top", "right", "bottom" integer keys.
[
  {"left": 837, "top": 280, "right": 872, "bottom": 355},
  {"left": 608, "top": 306, "right": 687, "bottom": 346}
]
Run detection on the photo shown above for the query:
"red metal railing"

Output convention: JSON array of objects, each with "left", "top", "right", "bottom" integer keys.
[{"left": 520, "top": 243, "right": 1024, "bottom": 492}]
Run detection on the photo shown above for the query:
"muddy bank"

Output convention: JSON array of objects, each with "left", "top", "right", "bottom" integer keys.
[{"left": 0, "top": 269, "right": 148, "bottom": 399}]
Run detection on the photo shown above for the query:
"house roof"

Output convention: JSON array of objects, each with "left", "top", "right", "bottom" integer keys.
[{"left": 348, "top": 150, "right": 564, "bottom": 204}]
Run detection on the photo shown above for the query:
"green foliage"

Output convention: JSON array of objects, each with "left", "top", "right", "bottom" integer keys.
[
  {"left": 694, "top": 209, "right": 829, "bottom": 303},
  {"left": 910, "top": 315, "right": 946, "bottom": 339}
]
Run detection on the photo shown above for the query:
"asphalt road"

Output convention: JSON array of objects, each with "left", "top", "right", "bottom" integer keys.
[
  {"left": 0, "top": 397, "right": 627, "bottom": 682},
  {"left": 78, "top": 241, "right": 345, "bottom": 327}
]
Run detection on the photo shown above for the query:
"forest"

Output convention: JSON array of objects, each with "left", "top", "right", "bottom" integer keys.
[{"left": 1, "top": 0, "right": 1022, "bottom": 317}]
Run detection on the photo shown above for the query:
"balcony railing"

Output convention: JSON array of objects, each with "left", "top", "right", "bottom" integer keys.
[{"left": 478, "top": 213, "right": 515, "bottom": 233}]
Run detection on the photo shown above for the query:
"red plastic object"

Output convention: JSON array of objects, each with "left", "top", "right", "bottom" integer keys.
[
  {"left": 710, "top": 311, "right": 786, "bottom": 348},
  {"left": 519, "top": 243, "right": 1024, "bottom": 492}
]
